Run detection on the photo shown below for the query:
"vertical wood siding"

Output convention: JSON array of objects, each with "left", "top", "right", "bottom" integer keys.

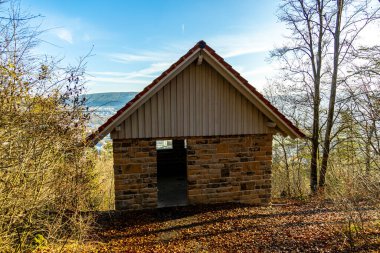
[{"left": 111, "top": 60, "right": 271, "bottom": 139}]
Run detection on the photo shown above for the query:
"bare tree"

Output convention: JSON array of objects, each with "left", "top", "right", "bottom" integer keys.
[
  {"left": 273, "top": 0, "right": 380, "bottom": 193},
  {"left": 265, "top": 84, "right": 310, "bottom": 198},
  {"left": 320, "top": 0, "right": 380, "bottom": 188},
  {"left": 345, "top": 46, "right": 380, "bottom": 171},
  {"left": 272, "top": 0, "right": 332, "bottom": 193}
]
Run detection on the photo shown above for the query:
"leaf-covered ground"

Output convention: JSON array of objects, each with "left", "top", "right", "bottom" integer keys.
[{"left": 79, "top": 201, "right": 379, "bottom": 252}]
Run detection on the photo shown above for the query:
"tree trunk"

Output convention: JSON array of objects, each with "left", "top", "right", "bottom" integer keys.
[
  {"left": 365, "top": 124, "right": 375, "bottom": 174},
  {"left": 310, "top": 100, "right": 319, "bottom": 193},
  {"left": 310, "top": 0, "right": 324, "bottom": 194},
  {"left": 319, "top": 0, "right": 343, "bottom": 188},
  {"left": 280, "top": 139, "right": 291, "bottom": 196}
]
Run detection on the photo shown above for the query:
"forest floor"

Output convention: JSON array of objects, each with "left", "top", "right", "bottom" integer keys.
[{"left": 71, "top": 200, "right": 379, "bottom": 252}]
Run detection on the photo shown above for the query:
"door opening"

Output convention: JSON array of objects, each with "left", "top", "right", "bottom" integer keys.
[{"left": 156, "top": 139, "right": 187, "bottom": 207}]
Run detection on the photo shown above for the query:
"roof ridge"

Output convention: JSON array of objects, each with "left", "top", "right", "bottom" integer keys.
[{"left": 87, "top": 41, "right": 304, "bottom": 144}]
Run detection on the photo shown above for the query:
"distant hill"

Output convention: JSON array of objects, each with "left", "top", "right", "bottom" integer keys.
[
  {"left": 83, "top": 92, "right": 138, "bottom": 109},
  {"left": 82, "top": 92, "right": 138, "bottom": 130}
]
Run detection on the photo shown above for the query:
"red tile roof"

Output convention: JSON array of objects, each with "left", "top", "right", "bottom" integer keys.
[{"left": 87, "top": 40, "right": 304, "bottom": 143}]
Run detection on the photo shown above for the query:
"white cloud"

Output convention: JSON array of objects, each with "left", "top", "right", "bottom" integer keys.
[
  {"left": 138, "top": 62, "right": 171, "bottom": 75},
  {"left": 107, "top": 51, "right": 175, "bottom": 64},
  {"left": 86, "top": 76, "right": 148, "bottom": 84},
  {"left": 54, "top": 28, "right": 73, "bottom": 44},
  {"left": 88, "top": 71, "right": 132, "bottom": 77},
  {"left": 207, "top": 23, "right": 287, "bottom": 58},
  {"left": 212, "top": 37, "right": 272, "bottom": 58},
  {"left": 242, "top": 65, "right": 275, "bottom": 78},
  {"left": 90, "top": 23, "right": 286, "bottom": 93},
  {"left": 87, "top": 62, "right": 171, "bottom": 85}
]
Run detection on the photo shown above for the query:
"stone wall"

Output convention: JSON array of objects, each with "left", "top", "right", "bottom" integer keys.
[
  {"left": 112, "top": 134, "right": 272, "bottom": 210},
  {"left": 186, "top": 134, "right": 272, "bottom": 205},
  {"left": 113, "top": 139, "right": 157, "bottom": 210}
]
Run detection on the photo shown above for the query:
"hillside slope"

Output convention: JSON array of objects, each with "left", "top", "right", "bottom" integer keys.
[{"left": 83, "top": 92, "right": 138, "bottom": 129}]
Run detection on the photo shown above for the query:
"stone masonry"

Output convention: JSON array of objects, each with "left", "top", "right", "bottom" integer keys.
[
  {"left": 113, "top": 139, "right": 157, "bottom": 210},
  {"left": 186, "top": 134, "right": 272, "bottom": 205},
  {"left": 113, "top": 134, "right": 272, "bottom": 210}
]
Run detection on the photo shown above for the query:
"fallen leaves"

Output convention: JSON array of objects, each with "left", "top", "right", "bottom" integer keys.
[{"left": 70, "top": 201, "right": 380, "bottom": 252}]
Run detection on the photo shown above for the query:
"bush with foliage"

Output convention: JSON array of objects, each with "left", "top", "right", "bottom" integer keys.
[{"left": 0, "top": 2, "right": 99, "bottom": 251}]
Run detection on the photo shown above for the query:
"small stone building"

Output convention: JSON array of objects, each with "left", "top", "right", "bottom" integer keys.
[{"left": 88, "top": 41, "right": 304, "bottom": 210}]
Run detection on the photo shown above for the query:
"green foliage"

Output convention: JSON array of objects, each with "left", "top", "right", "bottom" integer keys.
[
  {"left": 374, "top": 220, "right": 380, "bottom": 231},
  {"left": 272, "top": 135, "right": 310, "bottom": 198},
  {"left": 88, "top": 143, "right": 115, "bottom": 211},
  {"left": 33, "top": 234, "right": 47, "bottom": 248}
]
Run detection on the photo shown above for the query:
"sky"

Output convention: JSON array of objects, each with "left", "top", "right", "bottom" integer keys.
[
  {"left": 19, "top": 0, "right": 378, "bottom": 94},
  {"left": 18, "top": 0, "right": 286, "bottom": 94}
]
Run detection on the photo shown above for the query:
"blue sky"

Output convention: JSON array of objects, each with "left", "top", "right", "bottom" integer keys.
[{"left": 21, "top": 0, "right": 288, "bottom": 94}]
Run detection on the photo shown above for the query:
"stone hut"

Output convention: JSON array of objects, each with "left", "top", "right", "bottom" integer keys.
[{"left": 87, "top": 41, "right": 304, "bottom": 210}]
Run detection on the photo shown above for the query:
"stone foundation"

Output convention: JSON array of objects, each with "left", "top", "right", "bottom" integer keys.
[{"left": 113, "top": 134, "right": 272, "bottom": 210}]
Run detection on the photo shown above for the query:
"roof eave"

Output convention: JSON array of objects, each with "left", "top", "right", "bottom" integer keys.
[
  {"left": 86, "top": 40, "right": 305, "bottom": 144},
  {"left": 201, "top": 48, "right": 305, "bottom": 139},
  {"left": 86, "top": 47, "right": 202, "bottom": 145}
]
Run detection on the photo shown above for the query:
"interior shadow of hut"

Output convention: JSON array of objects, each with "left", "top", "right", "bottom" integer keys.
[{"left": 156, "top": 139, "right": 188, "bottom": 208}]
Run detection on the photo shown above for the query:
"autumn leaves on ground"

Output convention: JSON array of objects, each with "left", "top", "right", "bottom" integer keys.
[{"left": 64, "top": 201, "right": 379, "bottom": 253}]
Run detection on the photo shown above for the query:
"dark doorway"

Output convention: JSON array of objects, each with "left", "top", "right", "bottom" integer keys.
[{"left": 156, "top": 139, "right": 187, "bottom": 207}]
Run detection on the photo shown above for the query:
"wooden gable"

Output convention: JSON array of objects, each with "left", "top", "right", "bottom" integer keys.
[
  {"left": 111, "top": 60, "right": 272, "bottom": 139},
  {"left": 87, "top": 41, "right": 304, "bottom": 145}
]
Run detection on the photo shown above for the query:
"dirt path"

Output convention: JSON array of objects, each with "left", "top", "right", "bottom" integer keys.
[{"left": 80, "top": 202, "right": 379, "bottom": 252}]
